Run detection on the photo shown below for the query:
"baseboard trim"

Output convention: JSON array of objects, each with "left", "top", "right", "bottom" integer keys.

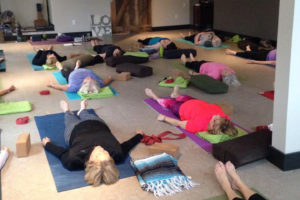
[
  {"left": 152, "top": 24, "right": 192, "bottom": 31},
  {"left": 267, "top": 146, "right": 300, "bottom": 171}
]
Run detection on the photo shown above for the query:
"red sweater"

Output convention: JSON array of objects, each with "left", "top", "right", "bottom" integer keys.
[{"left": 179, "top": 99, "right": 229, "bottom": 133}]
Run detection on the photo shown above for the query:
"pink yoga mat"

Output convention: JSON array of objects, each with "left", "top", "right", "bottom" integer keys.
[{"left": 144, "top": 98, "right": 249, "bottom": 153}]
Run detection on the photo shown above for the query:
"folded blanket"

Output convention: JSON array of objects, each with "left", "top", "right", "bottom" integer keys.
[
  {"left": 159, "top": 76, "right": 189, "bottom": 88},
  {"left": 77, "top": 86, "right": 114, "bottom": 99},
  {"left": 0, "top": 101, "right": 32, "bottom": 115},
  {"left": 131, "top": 153, "right": 198, "bottom": 197}
]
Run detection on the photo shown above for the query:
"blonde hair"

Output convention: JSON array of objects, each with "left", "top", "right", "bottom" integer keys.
[
  {"left": 84, "top": 158, "right": 119, "bottom": 186},
  {"left": 46, "top": 56, "right": 57, "bottom": 66},
  {"left": 208, "top": 117, "right": 238, "bottom": 136},
  {"left": 79, "top": 78, "right": 101, "bottom": 94}
]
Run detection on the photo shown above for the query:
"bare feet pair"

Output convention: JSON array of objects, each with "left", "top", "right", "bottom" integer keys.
[
  {"left": 180, "top": 53, "right": 196, "bottom": 65},
  {"left": 215, "top": 161, "right": 243, "bottom": 193},
  {"left": 60, "top": 99, "right": 88, "bottom": 116}
]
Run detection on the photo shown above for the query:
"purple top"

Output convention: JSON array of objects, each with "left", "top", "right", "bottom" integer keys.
[
  {"left": 67, "top": 68, "right": 104, "bottom": 92},
  {"left": 266, "top": 49, "right": 277, "bottom": 61}
]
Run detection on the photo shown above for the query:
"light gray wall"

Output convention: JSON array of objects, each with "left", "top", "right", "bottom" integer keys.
[
  {"left": 214, "top": 0, "right": 279, "bottom": 40},
  {"left": 152, "top": 0, "right": 190, "bottom": 27},
  {"left": 0, "top": 0, "right": 48, "bottom": 27},
  {"left": 48, "top": 0, "right": 111, "bottom": 33}
]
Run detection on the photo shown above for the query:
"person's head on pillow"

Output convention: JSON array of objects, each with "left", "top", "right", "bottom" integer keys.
[
  {"left": 79, "top": 76, "right": 101, "bottom": 94},
  {"left": 207, "top": 115, "right": 238, "bottom": 136},
  {"left": 212, "top": 36, "right": 222, "bottom": 47},
  {"left": 85, "top": 146, "right": 119, "bottom": 186},
  {"left": 46, "top": 54, "right": 58, "bottom": 66}
]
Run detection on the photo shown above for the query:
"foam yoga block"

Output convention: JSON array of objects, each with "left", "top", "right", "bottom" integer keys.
[
  {"left": 116, "top": 63, "right": 153, "bottom": 77},
  {"left": 16, "top": 133, "right": 31, "bottom": 157},
  {"left": 148, "top": 143, "right": 180, "bottom": 158},
  {"left": 212, "top": 130, "right": 272, "bottom": 168},
  {"left": 163, "top": 49, "right": 197, "bottom": 59},
  {"left": 190, "top": 75, "right": 228, "bottom": 94},
  {"left": 105, "top": 56, "right": 149, "bottom": 67}
]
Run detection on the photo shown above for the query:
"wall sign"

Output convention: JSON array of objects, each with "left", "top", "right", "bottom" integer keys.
[{"left": 91, "top": 14, "right": 112, "bottom": 37}]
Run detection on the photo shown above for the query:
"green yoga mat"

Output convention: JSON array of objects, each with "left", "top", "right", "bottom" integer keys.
[
  {"left": 197, "top": 126, "right": 247, "bottom": 144},
  {"left": 43, "top": 64, "right": 57, "bottom": 70},
  {"left": 78, "top": 86, "right": 114, "bottom": 99},
  {"left": 159, "top": 76, "right": 189, "bottom": 88},
  {"left": 176, "top": 38, "right": 230, "bottom": 49},
  {"left": 0, "top": 101, "right": 32, "bottom": 115}
]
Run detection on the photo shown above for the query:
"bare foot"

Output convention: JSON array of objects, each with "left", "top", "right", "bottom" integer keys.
[
  {"left": 103, "top": 75, "right": 113, "bottom": 85},
  {"left": 181, "top": 54, "right": 187, "bottom": 64},
  {"left": 77, "top": 99, "right": 88, "bottom": 116},
  {"left": 246, "top": 45, "right": 251, "bottom": 51},
  {"left": 225, "top": 161, "right": 242, "bottom": 190},
  {"left": 47, "top": 45, "right": 53, "bottom": 50},
  {"left": 189, "top": 53, "right": 195, "bottom": 61},
  {"left": 60, "top": 100, "right": 70, "bottom": 112},
  {"left": 170, "top": 84, "right": 179, "bottom": 98},
  {"left": 215, "top": 161, "right": 231, "bottom": 189},
  {"left": 145, "top": 88, "right": 159, "bottom": 100},
  {"left": 56, "top": 62, "right": 63, "bottom": 70},
  {"left": 225, "top": 49, "right": 237, "bottom": 55},
  {"left": 75, "top": 60, "right": 81, "bottom": 70},
  {"left": 99, "top": 53, "right": 106, "bottom": 59},
  {"left": 157, "top": 114, "right": 166, "bottom": 121}
]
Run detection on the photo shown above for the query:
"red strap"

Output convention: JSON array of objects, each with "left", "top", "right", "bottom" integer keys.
[{"left": 141, "top": 131, "right": 186, "bottom": 145}]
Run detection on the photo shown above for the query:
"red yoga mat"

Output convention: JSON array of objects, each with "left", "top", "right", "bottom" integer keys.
[{"left": 259, "top": 90, "right": 274, "bottom": 100}]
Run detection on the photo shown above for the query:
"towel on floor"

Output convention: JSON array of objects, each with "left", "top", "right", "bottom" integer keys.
[
  {"left": 78, "top": 86, "right": 114, "bottom": 99},
  {"left": 131, "top": 153, "right": 198, "bottom": 197},
  {"left": 0, "top": 101, "right": 32, "bottom": 115}
]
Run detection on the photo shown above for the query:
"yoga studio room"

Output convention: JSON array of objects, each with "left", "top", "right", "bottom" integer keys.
[{"left": 0, "top": 0, "right": 299, "bottom": 199}]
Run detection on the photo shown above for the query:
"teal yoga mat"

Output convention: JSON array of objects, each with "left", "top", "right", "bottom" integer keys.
[
  {"left": 176, "top": 38, "right": 230, "bottom": 49},
  {"left": 34, "top": 110, "right": 135, "bottom": 192},
  {"left": 0, "top": 50, "right": 6, "bottom": 72},
  {"left": 26, "top": 53, "right": 44, "bottom": 71},
  {"left": 52, "top": 71, "right": 118, "bottom": 101}
]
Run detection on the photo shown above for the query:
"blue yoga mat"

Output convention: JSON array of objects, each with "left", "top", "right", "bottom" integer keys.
[
  {"left": 26, "top": 53, "right": 44, "bottom": 71},
  {"left": 34, "top": 109, "right": 135, "bottom": 192},
  {"left": 176, "top": 38, "right": 230, "bottom": 49},
  {"left": 52, "top": 71, "right": 118, "bottom": 101},
  {"left": 0, "top": 50, "right": 6, "bottom": 72}
]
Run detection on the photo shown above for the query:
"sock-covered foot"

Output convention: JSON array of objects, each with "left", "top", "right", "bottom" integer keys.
[
  {"left": 60, "top": 100, "right": 70, "bottom": 112},
  {"left": 170, "top": 84, "right": 179, "bottom": 98}
]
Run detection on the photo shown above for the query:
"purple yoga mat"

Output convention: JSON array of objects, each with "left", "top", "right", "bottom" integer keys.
[{"left": 144, "top": 98, "right": 249, "bottom": 153}]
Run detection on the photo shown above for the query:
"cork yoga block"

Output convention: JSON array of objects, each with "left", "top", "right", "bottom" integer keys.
[
  {"left": 16, "top": 133, "right": 31, "bottom": 157},
  {"left": 117, "top": 72, "right": 131, "bottom": 81},
  {"left": 148, "top": 143, "right": 179, "bottom": 158}
]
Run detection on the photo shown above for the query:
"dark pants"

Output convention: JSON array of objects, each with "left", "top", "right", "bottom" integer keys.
[
  {"left": 137, "top": 38, "right": 152, "bottom": 45},
  {"left": 93, "top": 45, "right": 122, "bottom": 58},
  {"left": 233, "top": 193, "right": 266, "bottom": 200},
  {"left": 185, "top": 60, "right": 207, "bottom": 72},
  {"left": 32, "top": 50, "right": 66, "bottom": 66},
  {"left": 236, "top": 50, "right": 270, "bottom": 61},
  {"left": 184, "top": 34, "right": 196, "bottom": 42}
]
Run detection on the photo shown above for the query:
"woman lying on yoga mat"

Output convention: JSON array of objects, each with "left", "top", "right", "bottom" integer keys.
[
  {"left": 225, "top": 48, "right": 276, "bottom": 66},
  {"left": 32, "top": 45, "right": 67, "bottom": 66},
  {"left": 215, "top": 161, "right": 266, "bottom": 200},
  {"left": 0, "top": 85, "right": 15, "bottom": 96},
  {"left": 184, "top": 31, "right": 222, "bottom": 47},
  {"left": 181, "top": 53, "right": 241, "bottom": 86},
  {"left": 145, "top": 86, "right": 238, "bottom": 135},
  {"left": 47, "top": 60, "right": 113, "bottom": 93},
  {"left": 42, "top": 100, "right": 143, "bottom": 186},
  {"left": 137, "top": 37, "right": 177, "bottom": 50},
  {"left": 91, "top": 39, "right": 124, "bottom": 59}
]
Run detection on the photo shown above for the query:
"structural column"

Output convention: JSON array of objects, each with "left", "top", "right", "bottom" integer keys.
[{"left": 268, "top": 0, "right": 300, "bottom": 170}]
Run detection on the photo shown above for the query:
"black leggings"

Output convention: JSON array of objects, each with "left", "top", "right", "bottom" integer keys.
[
  {"left": 233, "top": 193, "right": 266, "bottom": 200},
  {"left": 184, "top": 34, "right": 196, "bottom": 42},
  {"left": 32, "top": 50, "right": 66, "bottom": 66},
  {"left": 137, "top": 38, "right": 152, "bottom": 45},
  {"left": 236, "top": 50, "right": 270, "bottom": 61},
  {"left": 185, "top": 60, "right": 207, "bottom": 72}
]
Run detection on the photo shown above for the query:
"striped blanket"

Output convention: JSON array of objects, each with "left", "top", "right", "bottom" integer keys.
[{"left": 131, "top": 153, "right": 198, "bottom": 197}]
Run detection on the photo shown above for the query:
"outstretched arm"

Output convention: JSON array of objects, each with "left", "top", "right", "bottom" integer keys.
[
  {"left": 47, "top": 82, "right": 69, "bottom": 91},
  {"left": 158, "top": 114, "right": 187, "bottom": 129},
  {"left": 120, "top": 132, "right": 143, "bottom": 156},
  {"left": 0, "top": 85, "right": 15, "bottom": 96},
  {"left": 247, "top": 60, "right": 276, "bottom": 65}
]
